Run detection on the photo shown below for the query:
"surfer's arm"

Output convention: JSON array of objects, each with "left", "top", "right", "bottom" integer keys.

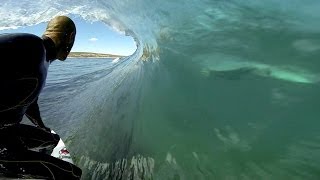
[{"left": 25, "top": 98, "right": 50, "bottom": 131}]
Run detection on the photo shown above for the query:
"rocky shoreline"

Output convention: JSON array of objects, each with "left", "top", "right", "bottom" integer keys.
[{"left": 68, "top": 52, "right": 124, "bottom": 58}]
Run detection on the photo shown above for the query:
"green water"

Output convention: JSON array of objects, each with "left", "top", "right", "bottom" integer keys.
[{"left": 132, "top": 49, "right": 320, "bottom": 179}]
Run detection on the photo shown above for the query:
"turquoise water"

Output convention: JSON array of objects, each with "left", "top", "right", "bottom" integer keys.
[{"left": 3, "top": 0, "right": 320, "bottom": 179}]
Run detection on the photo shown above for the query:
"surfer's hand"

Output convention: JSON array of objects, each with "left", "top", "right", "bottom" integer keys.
[
  {"left": 38, "top": 125, "right": 51, "bottom": 132},
  {"left": 43, "top": 126, "right": 51, "bottom": 132}
]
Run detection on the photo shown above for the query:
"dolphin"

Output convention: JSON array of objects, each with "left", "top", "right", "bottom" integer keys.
[{"left": 195, "top": 54, "right": 318, "bottom": 84}]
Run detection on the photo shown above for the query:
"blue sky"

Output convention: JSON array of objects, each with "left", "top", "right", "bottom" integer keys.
[{"left": 0, "top": 15, "right": 136, "bottom": 56}]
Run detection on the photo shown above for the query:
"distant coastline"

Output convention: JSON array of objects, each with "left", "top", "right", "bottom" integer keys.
[{"left": 68, "top": 52, "right": 124, "bottom": 58}]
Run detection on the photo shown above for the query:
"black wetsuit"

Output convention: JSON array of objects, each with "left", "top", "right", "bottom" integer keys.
[
  {"left": 0, "top": 33, "right": 81, "bottom": 179},
  {"left": 0, "top": 33, "right": 50, "bottom": 126}
]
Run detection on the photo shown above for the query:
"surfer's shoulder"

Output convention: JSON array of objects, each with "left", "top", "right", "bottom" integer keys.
[{"left": 0, "top": 33, "right": 43, "bottom": 48}]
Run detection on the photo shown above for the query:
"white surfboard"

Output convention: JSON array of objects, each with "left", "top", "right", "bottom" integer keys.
[{"left": 50, "top": 130, "right": 74, "bottom": 164}]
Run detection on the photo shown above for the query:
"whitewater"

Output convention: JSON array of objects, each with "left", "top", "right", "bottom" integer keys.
[{"left": 1, "top": 0, "right": 320, "bottom": 179}]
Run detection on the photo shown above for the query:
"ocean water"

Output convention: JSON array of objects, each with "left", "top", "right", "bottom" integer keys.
[{"left": 2, "top": 0, "right": 320, "bottom": 179}]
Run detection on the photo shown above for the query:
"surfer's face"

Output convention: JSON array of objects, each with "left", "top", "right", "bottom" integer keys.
[{"left": 57, "top": 32, "right": 75, "bottom": 61}]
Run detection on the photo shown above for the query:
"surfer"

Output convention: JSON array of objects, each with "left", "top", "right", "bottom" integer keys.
[{"left": 0, "top": 16, "right": 82, "bottom": 179}]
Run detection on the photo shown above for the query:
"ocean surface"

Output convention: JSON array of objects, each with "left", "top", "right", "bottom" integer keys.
[{"left": 2, "top": 0, "right": 320, "bottom": 179}]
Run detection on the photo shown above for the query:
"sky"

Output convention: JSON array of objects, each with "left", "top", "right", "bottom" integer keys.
[{"left": 0, "top": 15, "right": 137, "bottom": 56}]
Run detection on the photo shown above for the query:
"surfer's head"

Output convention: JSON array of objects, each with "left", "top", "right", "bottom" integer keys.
[{"left": 43, "top": 16, "right": 76, "bottom": 61}]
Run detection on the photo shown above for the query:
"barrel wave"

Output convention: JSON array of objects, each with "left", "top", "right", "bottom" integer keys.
[{"left": 1, "top": 0, "right": 320, "bottom": 179}]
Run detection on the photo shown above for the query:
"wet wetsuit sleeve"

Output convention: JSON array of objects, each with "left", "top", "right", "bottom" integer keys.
[{"left": 25, "top": 97, "right": 48, "bottom": 130}]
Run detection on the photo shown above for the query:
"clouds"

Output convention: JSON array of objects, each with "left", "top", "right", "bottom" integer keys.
[{"left": 89, "top": 37, "right": 98, "bottom": 42}]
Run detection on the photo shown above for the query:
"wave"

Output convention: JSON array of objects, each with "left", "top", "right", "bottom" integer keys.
[{"left": 2, "top": 0, "right": 320, "bottom": 179}]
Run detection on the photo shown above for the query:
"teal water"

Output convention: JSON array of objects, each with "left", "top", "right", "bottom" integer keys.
[{"left": 2, "top": 0, "right": 320, "bottom": 179}]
